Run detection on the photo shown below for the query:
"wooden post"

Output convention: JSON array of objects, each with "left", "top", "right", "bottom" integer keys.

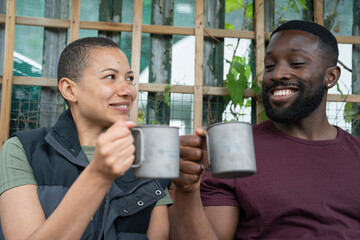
[
  {"left": 193, "top": 0, "right": 204, "bottom": 130},
  {"left": 129, "top": 0, "right": 143, "bottom": 123},
  {"left": 314, "top": 0, "right": 324, "bottom": 25},
  {"left": 0, "top": 0, "right": 16, "bottom": 148},
  {"left": 0, "top": 0, "right": 5, "bottom": 76},
  {"left": 255, "top": 0, "right": 265, "bottom": 124},
  {"left": 69, "top": 0, "right": 80, "bottom": 43}
]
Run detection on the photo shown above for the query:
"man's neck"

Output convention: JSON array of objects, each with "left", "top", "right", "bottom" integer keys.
[{"left": 271, "top": 113, "right": 338, "bottom": 141}]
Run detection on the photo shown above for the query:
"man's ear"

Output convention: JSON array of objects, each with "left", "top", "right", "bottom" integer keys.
[
  {"left": 325, "top": 65, "right": 341, "bottom": 89},
  {"left": 58, "top": 78, "right": 78, "bottom": 103}
]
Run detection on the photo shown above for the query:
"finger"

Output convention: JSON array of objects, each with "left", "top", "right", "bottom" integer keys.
[
  {"left": 180, "top": 158, "right": 203, "bottom": 175},
  {"left": 99, "top": 124, "right": 133, "bottom": 144},
  {"left": 180, "top": 134, "right": 202, "bottom": 147},
  {"left": 180, "top": 146, "right": 202, "bottom": 160},
  {"left": 195, "top": 128, "right": 207, "bottom": 136},
  {"left": 174, "top": 172, "right": 202, "bottom": 186}
]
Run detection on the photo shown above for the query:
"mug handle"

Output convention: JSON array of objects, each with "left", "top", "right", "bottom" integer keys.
[
  {"left": 131, "top": 128, "right": 145, "bottom": 168},
  {"left": 203, "top": 133, "right": 211, "bottom": 170}
]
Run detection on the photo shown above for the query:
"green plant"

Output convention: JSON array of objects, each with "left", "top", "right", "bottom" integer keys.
[{"left": 137, "top": 84, "right": 171, "bottom": 125}]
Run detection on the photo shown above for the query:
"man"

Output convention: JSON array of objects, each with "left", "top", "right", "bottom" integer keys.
[
  {"left": 170, "top": 20, "right": 360, "bottom": 239},
  {"left": 0, "top": 37, "right": 172, "bottom": 240}
]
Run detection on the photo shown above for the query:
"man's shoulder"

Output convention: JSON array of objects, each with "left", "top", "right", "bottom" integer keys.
[
  {"left": 337, "top": 126, "right": 360, "bottom": 143},
  {"left": 252, "top": 120, "right": 273, "bottom": 133}
]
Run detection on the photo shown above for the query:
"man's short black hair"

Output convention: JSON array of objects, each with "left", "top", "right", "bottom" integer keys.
[
  {"left": 57, "top": 37, "right": 120, "bottom": 83},
  {"left": 270, "top": 20, "right": 339, "bottom": 65}
]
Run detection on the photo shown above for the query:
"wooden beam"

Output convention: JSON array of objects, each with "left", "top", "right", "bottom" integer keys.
[
  {"left": 16, "top": 16, "right": 70, "bottom": 28},
  {"left": 81, "top": 20, "right": 132, "bottom": 32},
  {"left": 0, "top": 0, "right": 16, "bottom": 147},
  {"left": 12, "top": 76, "right": 58, "bottom": 86},
  {"left": 142, "top": 24, "right": 194, "bottom": 36},
  {"left": 69, "top": 0, "right": 81, "bottom": 42},
  {"left": 129, "top": 0, "right": 143, "bottom": 123},
  {"left": 204, "top": 28, "right": 255, "bottom": 39},
  {"left": 335, "top": 35, "right": 360, "bottom": 44},
  {"left": 193, "top": 0, "right": 204, "bottom": 130},
  {"left": 327, "top": 94, "right": 360, "bottom": 103}
]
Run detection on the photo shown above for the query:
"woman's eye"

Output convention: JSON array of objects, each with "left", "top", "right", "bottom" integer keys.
[
  {"left": 127, "top": 76, "right": 134, "bottom": 81},
  {"left": 106, "top": 74, "right": 115, "bottom": 79}
]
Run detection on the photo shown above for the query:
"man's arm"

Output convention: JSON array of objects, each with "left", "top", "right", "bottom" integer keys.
[{"left": 170, "top": 129, "right": 239, "bottom": 240}]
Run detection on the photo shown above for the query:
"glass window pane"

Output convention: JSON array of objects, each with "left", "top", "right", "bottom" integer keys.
[
  {"left": 171, "top": 35, "right": 195, "bottom": 85},
  {"left": 224, "top": 0, "right": 254, "bottom": 30},
  {"left": 80, "top": 0, "right": 99, "bottom": 21},
  {"left": 16, "top": 0, "right": 44, "bottom": 18},
  {"left": 274, "top": 0, "right": 308, "bottom": 26},
  {"left": 138, "top": 91, "right": 194, "bottom": 134},
  {"left": 174, "top": 0, "right": 195, "bottom": 27},
  {"left": 324, "top": 0, "right": 354, "bottom": 36}
]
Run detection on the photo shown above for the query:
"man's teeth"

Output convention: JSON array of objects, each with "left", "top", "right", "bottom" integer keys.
[{"left": 273, "top": 89, "right": 292, "bottom": 96}]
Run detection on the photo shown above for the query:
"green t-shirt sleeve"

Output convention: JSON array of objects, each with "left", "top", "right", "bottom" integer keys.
[
  {"left": 0, "top": 137, "right": 37, "bottom": 195},
  {"left": 155, "top": 187, "right": 173, "bottom": 206}
]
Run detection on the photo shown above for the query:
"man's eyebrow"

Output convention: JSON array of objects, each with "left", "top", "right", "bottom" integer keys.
[
  {"left": 101, "top": 68, "right": 119, "bottom": 73},
  {"left": 265, "top": 48, "right": 311, "bottom": 57}
]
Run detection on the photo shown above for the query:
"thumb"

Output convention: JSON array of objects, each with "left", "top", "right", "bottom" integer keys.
[{"left": 124, "top": 121, "right": 136, "bottom": 129}]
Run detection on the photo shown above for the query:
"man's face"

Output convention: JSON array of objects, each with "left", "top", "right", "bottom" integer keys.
[{"left": 262, "top": 30, "right": 328, "bottom": 123}]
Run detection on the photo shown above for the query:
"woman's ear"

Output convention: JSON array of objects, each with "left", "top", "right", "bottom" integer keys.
[
  {"left": 325, "top": 65, "right": 341, "bottom": 89},
  {"left": 58, "top": 78, "right": 78, "bottom": 103}
]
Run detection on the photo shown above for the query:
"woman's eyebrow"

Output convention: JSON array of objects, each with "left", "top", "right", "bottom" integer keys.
[{"left": 101, "top": 68, "right": 119, "bottom": 73}]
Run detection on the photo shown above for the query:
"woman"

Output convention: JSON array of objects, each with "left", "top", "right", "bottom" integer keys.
[{"left": 0, "top": 37, "right": 172, "bottom": 240}]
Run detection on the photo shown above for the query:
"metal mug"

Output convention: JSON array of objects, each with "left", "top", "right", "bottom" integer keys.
[
  {"left": 131, "top": 125, "right": 180, "bottom": 179},
  {"left": 206, "top": 121, "right": 256, "bottom": 178}
]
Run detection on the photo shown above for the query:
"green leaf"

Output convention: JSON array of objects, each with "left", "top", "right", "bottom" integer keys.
[
  {"left": 225, "top": 0, "right": 243, "bottom": 14},
  {"left": 296, "top": 0, "right": 308, "bottom": 10},
  {"left": 344, "top": 102, "right": 355, "bottom": 123},
  {"left": 261, "top": 109, "right": 268, "bottom": 121},
  {"left": 245, "top": 99, "right": 252, "bottom": 108},
  {"left": 336, "top": 83, "right": 344, "bottom": 98},
  {"left": 245, "top": 3, "right": 253, "bottom": 19},
  {"left": 228, "top": 73, "right": 245, "bottom": 107},
  {"left": 164, "top": 84, "right": 171, "bottom": 107},
  {"left": 225, "top": 23, "right": 235, "bottom": 30}
]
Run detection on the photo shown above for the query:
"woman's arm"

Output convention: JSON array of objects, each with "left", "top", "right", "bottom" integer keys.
[
  {"left": 147, "top": 205, "right": 170, "bottom": 240},
  {"left": 0, "top": 121, "right": 135, "bottom": 240}
]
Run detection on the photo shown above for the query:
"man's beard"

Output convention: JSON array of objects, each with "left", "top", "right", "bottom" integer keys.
[{"left": 262, "top": 81, "right": 325, "bottom": 124}]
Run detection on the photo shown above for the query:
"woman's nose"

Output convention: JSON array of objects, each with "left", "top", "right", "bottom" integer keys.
[{"left": 116, "top": 78, "right": 136, "bottom": 98}]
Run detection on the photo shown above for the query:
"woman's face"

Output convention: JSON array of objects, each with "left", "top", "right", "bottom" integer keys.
[{"left": 74, "top": 47, "right": 137, "bottom": 129}]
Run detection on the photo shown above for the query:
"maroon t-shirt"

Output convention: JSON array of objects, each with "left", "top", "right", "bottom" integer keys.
[{"left": 201, "top": 120, "right": 360, "bottom": 239}]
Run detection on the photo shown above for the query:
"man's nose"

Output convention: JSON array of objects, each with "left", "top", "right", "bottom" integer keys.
[{"left": 271, "top": 63, "right": 291, "bottom": 82}]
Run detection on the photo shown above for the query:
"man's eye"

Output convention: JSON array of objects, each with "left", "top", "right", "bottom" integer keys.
[
  {"left": 290, "top": 62, "right": 305, "bottom": 68},
  {"left": 106, "top": 74, "right": 116, "bottom": 79},
  {"left": 265, "top": 64, "right": 275, "bottom": 72},
  {"left": 127, "top": 76, "right": 134, "bottom": 81}
]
